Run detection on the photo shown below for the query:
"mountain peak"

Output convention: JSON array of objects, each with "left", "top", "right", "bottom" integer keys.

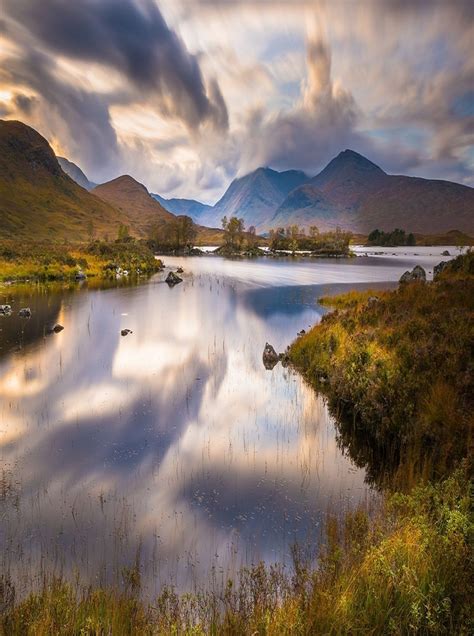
[
  {"left": 0, "top": 118, "right": 62, "bottom": 178},
  {"left": 332, "top": 149, "right": 386, "bottom": 174},
  {"left": 98, "top": 174, "right": 149, "bottom": 194}
]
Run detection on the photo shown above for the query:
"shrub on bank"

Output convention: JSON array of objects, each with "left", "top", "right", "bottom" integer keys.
[
  {"left": 290, "top": 252, "right": 474, "bottom": 484},
  {"left": 0, "top": 239, "right": 162, "bottom": 282}
]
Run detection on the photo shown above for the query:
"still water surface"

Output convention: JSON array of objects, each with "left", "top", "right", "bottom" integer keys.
[{"left": 0, "top": 250, "right": 454, "bottom": 596}]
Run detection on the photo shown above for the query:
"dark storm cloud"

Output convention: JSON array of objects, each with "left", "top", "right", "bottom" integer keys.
[
  {"left": 0, "top": 49, "right": 120, "bottom": 176},
  {"left": 3, "top": 0, "right": 228, "bottom": 131}
]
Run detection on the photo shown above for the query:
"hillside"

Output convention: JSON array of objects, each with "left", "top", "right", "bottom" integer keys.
[
  {"left": 93, "top": 175, "right": 224, "bottom": 244},
  {"left": 57, "top": 157, "right": 96, "bottom": 191},
  {"left": 151, "top": 193, "right": 212, "bottom": 223},
  {"left": 358, "top": 174, "right": 474, "bottom": 233},
  {"left": 92, "top": 175, "right": 176, "bottom": 237},
  {"left": 198, "top": 167, "right": 308, "bottom": 230},
  {"left": 0, "top": 120, "right": 129, "bottom": 241},
  {"left": 269, "top": 183, "right": 347, "bottom": 230}
]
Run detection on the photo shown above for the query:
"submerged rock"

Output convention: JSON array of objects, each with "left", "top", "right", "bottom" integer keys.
[
  {"left": 121, "top": 329, "right": 132, "bottom": 336},
  {"left": 0, "top": 304, "right": 12, "bottom": 315},
  {"left": 166, "top": 271, "right": 183, "bottom": 286},
  {"left": 263, "top": 342, "right": 279, "bottom": 369},
  {"left": 18, "top": 307, "right": 32, "bottom": 318},
  {"left": 399, "top": 265, "right": 426, "bottom": 284}
]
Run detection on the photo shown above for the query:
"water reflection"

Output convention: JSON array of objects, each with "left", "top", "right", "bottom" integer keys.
[{"left": 0, "top": 252, "right": 452, "bottom": 596}]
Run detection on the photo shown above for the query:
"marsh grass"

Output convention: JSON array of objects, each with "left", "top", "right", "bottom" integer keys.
[
  {"left": 0, "top": 239, "right": 163, "bottom": 282},
  {"left": 1, "top": 468, "right": 471, "bottom": 634},
  {"left": 291, "top": 252, "right": 474, "bottom": 487}
]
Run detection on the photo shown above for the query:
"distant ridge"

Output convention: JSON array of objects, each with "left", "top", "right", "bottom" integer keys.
[
  {"left": 57, "top": 156, "right": 96, "bottom": 191},
  {"left": 151, "top": 193, "right": 213, "bottom": 223}
]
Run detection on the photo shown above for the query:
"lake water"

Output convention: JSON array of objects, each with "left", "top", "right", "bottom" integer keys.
[{"left": 0, "top": 249, "right": 456, "bottom": 597}]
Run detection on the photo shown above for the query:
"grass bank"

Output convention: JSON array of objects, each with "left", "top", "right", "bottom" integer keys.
[
  {"left": 290, "top": 252, "right": 473, "bottom": 488},
  {"left": 0, "top": 239, "right": 163, "bottom": 283}
]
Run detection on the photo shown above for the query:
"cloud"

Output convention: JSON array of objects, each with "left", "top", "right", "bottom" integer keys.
[
  {"left": 237, "top": 32, "right": 359, "bottom": 175},
  {"left": 0, "top": 0, "right": 472, "bottom": 197},
  {"left": 4, "top": 0, "right": 228, "bottom": 133}
]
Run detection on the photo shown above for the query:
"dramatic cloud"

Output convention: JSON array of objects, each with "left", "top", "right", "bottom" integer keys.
[
  {"left": 0, "top": 0, "right": 472, "bottom": 199},
  {"left": 4, "top": 0, "right": 228, "bottom": 132}
]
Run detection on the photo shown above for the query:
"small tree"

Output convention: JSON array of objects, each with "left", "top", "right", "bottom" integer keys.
[
  {"left": 223, "top": 216, "right": 245, "bottom": 249},
  {"left": 117, "top": 224, "right": 130, "bottom": 241}
]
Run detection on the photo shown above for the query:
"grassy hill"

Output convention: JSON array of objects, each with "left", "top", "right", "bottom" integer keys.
[{"left": 0, "top": 120, "right": 130, "bottom": 241}]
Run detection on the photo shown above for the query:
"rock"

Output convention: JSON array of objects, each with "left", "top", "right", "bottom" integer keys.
[
  {"left": 0, "top": 305, "right": 12, "bottom": 315},
  {"left": 399, "top": 265, "right": 426, "bottom": 284},
  {"left": 75, "top": 270, "right": 87, "bottom": 281},
  {"left": 433, "top": 261, "right": 449, "bottom": 280},
  {"left": 121, "top": 329, "right": 132, "bottom": 336},
  {"left": 53, "top": 324, "right": 64, "bottom": 333},
  {"left": 367, "top": 296, "right": 379, "bottom": 307},
  {"left": 297, "top": 329, "right": 306, "bottom": 337},
  {"left": 442, "top": 250, "right": 450, "bottom": 256},
  {"left": 18, "top": 307, "right": 32, "bottom": 318},
  {"left": 176, "top": 267, "right": 184, "bottom": 274},
  {"left": 263, "top": 342, "right": 279, "bottom": 369},
  {"left": 165, "top": 271, "right": 183, "bottom": 286}
]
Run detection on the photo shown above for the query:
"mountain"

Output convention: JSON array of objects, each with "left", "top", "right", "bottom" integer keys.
[
  {"left": 92, "top": 175, "right": 176, "bottom": 236},
  {"left": 151, "top": 194, "right": 213, "bottom": 223},
  {"left": 270, "top": 150, "right": 474, "bottom": 233},
  {"left": 197, "top": 167, "right": 308, "bottom": 230},
  {"left": 309, "top": 149, "right": 386, "bottom": 209},
  {"left": 93, "top": 176, "right": 224, "bottom": 243},
  {"left": 57, "top": 156, "right": 96, "bottom": 191},
  {"left": 0, "top": 119, "right": 130, "bottom": 240}
]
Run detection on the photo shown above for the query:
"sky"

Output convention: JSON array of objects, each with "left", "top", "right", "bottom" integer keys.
[{"left": 0, "top": 0, "right": 472, "bottom": 203}]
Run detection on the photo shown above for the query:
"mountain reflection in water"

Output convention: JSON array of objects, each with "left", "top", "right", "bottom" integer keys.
[{"left": 0, "top": 252, "right": 453, "bottom": 596}]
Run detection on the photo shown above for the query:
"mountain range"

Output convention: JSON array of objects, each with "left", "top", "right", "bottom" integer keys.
[
  {"left": 1, "top": 119, "right": 472, "bottom": 240},
  {"left": 177, "top": 150, "right": 473, "bottom": 234},
  {"left": 0, "top": 119, "right": 221, "bottom": 243}
]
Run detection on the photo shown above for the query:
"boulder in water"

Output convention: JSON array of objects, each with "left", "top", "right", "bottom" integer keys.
[
  {"left": 121, "top": 329, "right": 132, "bottom": 337},
  {"left": 18, "top": 307, "right": 32, "bottom": 318},
  {"left": 0, "top": 305, "right": 12, "bottom": 315},
  {"left": 166, "top": 271, "right": 183, "bottom": 286},
  {"left": 263, "top": 342, "right": 279, "bottom": 369}
]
